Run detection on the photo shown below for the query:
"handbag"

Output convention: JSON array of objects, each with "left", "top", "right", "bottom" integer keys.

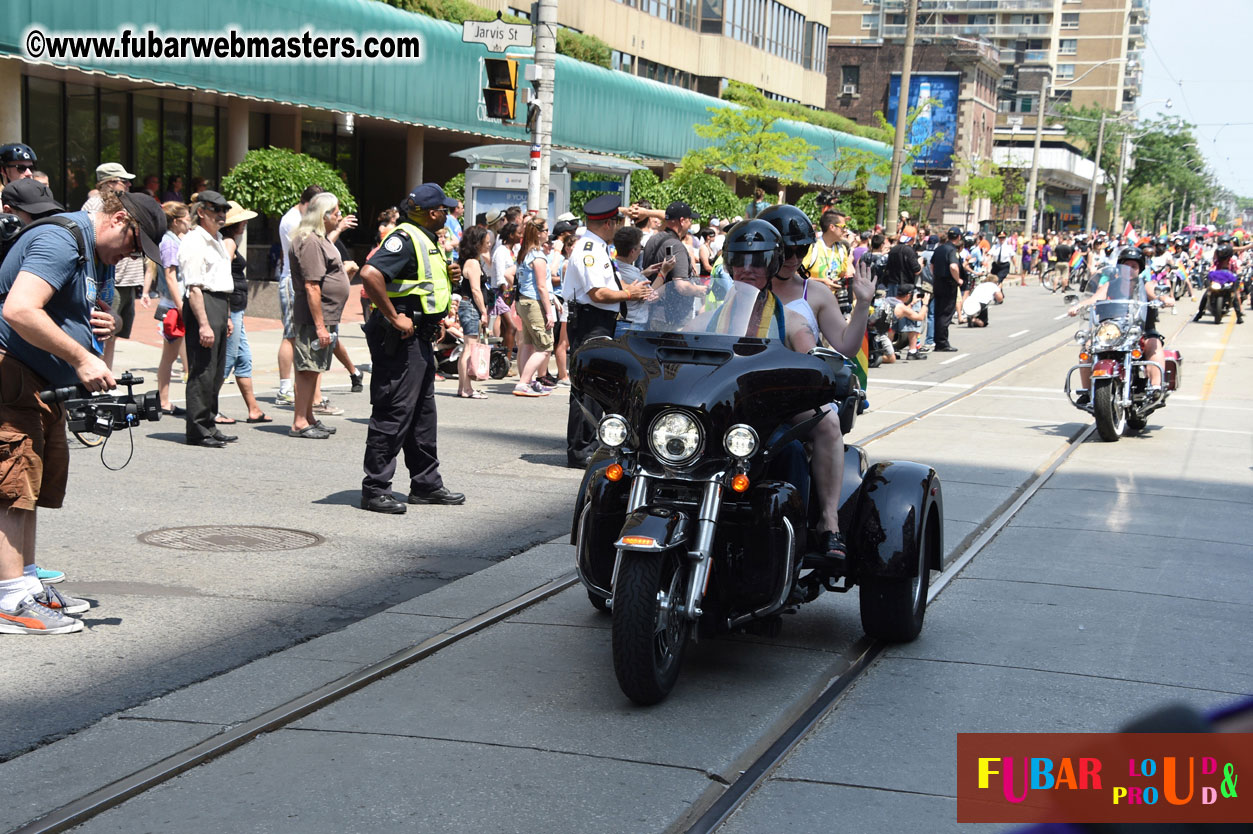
[
  {"left": 162, "top": 307, "right": 185, "bottom": 339},
  {"left": 506, "top": 301, "right": 523, "bottom": 331},
  {"left": 467, "top": 341, "right": 491, "bottom": 380}
]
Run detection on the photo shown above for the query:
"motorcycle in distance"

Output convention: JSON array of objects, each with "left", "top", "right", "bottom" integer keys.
[
  {"left": 1203, "top": 268, "right": 1239, "bottom": 324},
  {"left": 1064, "top": 264, "right": 1181, "bottom": 442},
  {"left": 571, "top": 283, "right": 945, "bottom": 705}
]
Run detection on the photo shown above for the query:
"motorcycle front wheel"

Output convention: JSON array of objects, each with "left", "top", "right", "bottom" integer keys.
[
  {"left": 611, "top": 549, "right": 691, "bottom": 705},
  {"left": 1210, "top": 295, "right": 1224, "bottom": 324},
  {"left": 1093, "top": 380, "right": 1126, "bottom": 442}
]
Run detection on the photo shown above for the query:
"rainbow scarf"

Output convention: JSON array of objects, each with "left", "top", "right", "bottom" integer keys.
[
  {"left": 709, "top": 290, "right": 786, "bottom": 340},
  {"left": 853, "top": 329, "right": 870, "bottom": 390}
]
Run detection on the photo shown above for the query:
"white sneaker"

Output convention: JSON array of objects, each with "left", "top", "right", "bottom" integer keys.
[
  {"left": 34, "top": 586, "right": 90, "bottom": 615},
  {"left": 0, "top": 595, "right": 84, "bottom": 634}
]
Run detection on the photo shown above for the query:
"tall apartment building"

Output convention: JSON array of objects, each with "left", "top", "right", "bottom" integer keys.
[
  {"left": 482, "top": 0, "right": 832, "bottom": 107},
  {"left": 828, "top": 0, "right": 1148, "bottom": 127}
]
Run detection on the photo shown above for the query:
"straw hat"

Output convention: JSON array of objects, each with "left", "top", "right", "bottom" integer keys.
[{"left": 223, "top": 200, "right": 257, "bottom": 226}]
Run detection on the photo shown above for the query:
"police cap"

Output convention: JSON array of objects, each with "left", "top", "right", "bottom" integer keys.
[
  {"left": 404, "top": 183, "right": 459, "bottom": 212},
  {"left": 584, "top": 194, "right": 621, "bottom": 222}
]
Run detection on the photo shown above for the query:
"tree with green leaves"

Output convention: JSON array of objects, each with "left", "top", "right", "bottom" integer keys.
[
  {"left": 675, "top": 102, "right": 819, "bottom": 196},
  {"left": 220, "top": 147, "right": 357, "bottom": 218}
]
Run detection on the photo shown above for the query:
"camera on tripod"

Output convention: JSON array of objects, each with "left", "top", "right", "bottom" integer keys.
[{"left": 39, "top": 372, "right": 162, "bottom": 438}]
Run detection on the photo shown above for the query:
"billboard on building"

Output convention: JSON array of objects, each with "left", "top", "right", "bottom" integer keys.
[{"left": 887, "top": 72, "right": 959, "bottom": 170}]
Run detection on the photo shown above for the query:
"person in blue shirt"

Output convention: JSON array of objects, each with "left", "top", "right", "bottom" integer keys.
[{"left": 0, "top": 190, "right": 166, "bottom": 634}]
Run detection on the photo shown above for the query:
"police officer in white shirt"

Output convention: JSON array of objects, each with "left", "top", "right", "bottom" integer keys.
[
  {"left": 564, "top": 194, "right": 651, "bottom": 468},
  {"left": 989, "top": 230, "right": 1015, "bottom": 285}
]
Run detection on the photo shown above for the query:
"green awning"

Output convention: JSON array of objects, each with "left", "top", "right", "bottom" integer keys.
[{"left": 1, "top": 0, "right": 895, "bottom": 189}]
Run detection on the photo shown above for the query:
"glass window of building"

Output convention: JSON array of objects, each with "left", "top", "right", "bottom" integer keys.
[
  {"left": 861, "top": 13, "right": 876, "bottom": 30},
  {"left": 841, "top": 65, "right": 860, "bottom": 93},
  {"left": 1061, "top": 12, "right": 1079, "bottom": 29},
  {"left": 100, "top": 92, "right": 127, "bottom": 179},
  {"left": 1059, "top": 39, "right": 1077, "bottom": 55},
  {"left": 1056, "top": 64, "right": 1075, "bottom": 80},
  {"left": 163, "top": 100, "right": 190, "bottom": 200},
  {"left": 192, "top": 103, "right": 218, "bottom": 189},
  {"left": 25, "top": 77, "right": 64, "bottom": 203},
  {"left": 65, "top": 83, "right": 96, "bottom": 210}
]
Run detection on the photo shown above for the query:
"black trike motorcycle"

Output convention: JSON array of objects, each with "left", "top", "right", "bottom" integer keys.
[{"left": 570, "top": 286, "right": 945, "bottom": 704}]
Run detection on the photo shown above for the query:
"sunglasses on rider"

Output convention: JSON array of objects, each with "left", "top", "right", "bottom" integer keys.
[
  {"left": 5, "top": 163, "right": 34, "bottom": 171},
  {"left": 783, "top": 244, "right": 810, "bottom": 260}
]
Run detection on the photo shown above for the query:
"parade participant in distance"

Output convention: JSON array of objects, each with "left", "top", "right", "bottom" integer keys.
[
  {"left": 0, "top": 189, "right": 165, "bottom": 633},
  {"left": 961, "top": 278, "right": 1004, "bottom": 328},
  {"left": 358, "top": 183, "right": 465, "bottom": 513},
  {"left": 1069, "top": 246, "right": 1175, "bottom": 402},
  {"left": 564, "top": 194, "right": 652, "bottom": 468},
  {"left": 2, "top": 179, "right": 63, "bottom": 225},
  {"left": 930, "top": 227, "right": 963, "bottom": 351},
  {"left": 83, "top": 164, "right": 147, "bottom": 372},
  {"left": 276, "top": 185, "right": 326, "bottom": 405}
]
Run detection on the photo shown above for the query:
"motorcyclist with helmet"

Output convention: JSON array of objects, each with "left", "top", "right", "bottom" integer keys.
[
  {"left": 1192, "top": 240, "right": 1245, "bottom": 324},
  {"left": 0, "top": 143, "right": 38, "bottom": 186},
  {"left": 700, "top": 215, "right": 874, "bottom": 569},
  {"left": 1068, "top": 246, "right": 1175, "bottom": 403}
]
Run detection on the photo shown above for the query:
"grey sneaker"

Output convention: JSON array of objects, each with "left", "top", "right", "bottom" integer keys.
[
  {"left": 34, "top": 586, "right": 90, "bottom": 615},
  {"left": 312, "top": 398, "right": 344, "bottom": 416},
  {"left": 275, "top": 390, "right": 295, "bottom": 405},
  {"left": 0, "top": 595, "right": 84, "bottom": 634}
]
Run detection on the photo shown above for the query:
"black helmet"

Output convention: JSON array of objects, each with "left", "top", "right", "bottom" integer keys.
[
  {"left": 1155, "top": 235, "right": 1168, "bottom": 247},
  {"left": 1215, "top": 244, "right": 1235, "bottom": 262},
  {"left": 1116, "top": 246, "right": 1146, "bottom": 271},
  {"left": 0, "top": 213, "right": 22, "bottom": 244},
  {"left": 1217, "top": 235, "right": 1232, "bottom": 245},
  {"left": 722, "top": 219, "right": 783, "bottom": 277},
  {"left": 962, "top": 232, "right": 976, "bottom": 245},
  {"left": 0, "top": 143, "right": 36, "bottom": 165},
  {"left": 757, "top": 204, "right": 815, "bottom": 248}
]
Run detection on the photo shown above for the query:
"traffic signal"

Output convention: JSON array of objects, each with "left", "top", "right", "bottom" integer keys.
[{"left": 483, "top": 58, "right": 518, "bottom": 121}]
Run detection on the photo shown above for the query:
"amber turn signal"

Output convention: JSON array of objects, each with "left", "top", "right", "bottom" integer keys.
[
  {"left": 1131, "top": 349, "right": 1142, "bottom": 359},
  {"left": 1078, "top": 352, "right": 1090, "bottom": 362},
  {"left": 605, "top": 464, "right": 624, "bottom": 482},
  {"left": 731, "top": 473, "right": 750, "bottom": 493}
]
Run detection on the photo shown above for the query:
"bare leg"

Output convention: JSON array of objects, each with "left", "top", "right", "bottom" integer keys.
[
  {"left": 555, "top": 322, "right": 570, "bottom": 381},
  {"left": 457, "top": 335, "right": 477, "bottom": 396},
  {"left": 0, "top": 506, "right": 35, "bottom": 581},
  {"left": 520, "top": 349, "right": 550, "bottom": 385},
  {"left": 157, "top": 338, "right": 182, "bottom": 409},
  {"left": 237, "top": 376, "right": 265, "bottom": 420},
  {"left": 292, "top": 370, "right": 320, "bottom": 431},
  {"left": 517, "top": 343, "right": 535, "bottom": 384},
  {"left": 278, "top": 337, "right": 294, "bottom": 391},
  {"left": 333, "top": 339, "right": 357, "bottom": 377},
  {"left": 794, "top": 407, "right": 844, "bottom": 535}
]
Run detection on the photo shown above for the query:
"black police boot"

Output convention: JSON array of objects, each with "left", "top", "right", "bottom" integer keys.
[
  {"left": 408, "top": 487, "right": 466, "bottom": 505},
  {"left": 361, "top": 494, "right": 407, "bottom": 514}
]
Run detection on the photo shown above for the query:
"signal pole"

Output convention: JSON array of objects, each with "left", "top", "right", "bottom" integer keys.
[{"left": 528, "top": 0, "right": 557, "bottom": 218}]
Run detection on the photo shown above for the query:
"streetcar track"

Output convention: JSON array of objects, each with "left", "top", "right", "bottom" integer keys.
[{"left": 13, "top": 318, "right": 1195, "bottom": 834}]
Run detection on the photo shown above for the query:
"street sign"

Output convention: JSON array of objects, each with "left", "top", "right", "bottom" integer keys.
[{"left": 462, "top": 19, "right": 533, "bottom": 53}]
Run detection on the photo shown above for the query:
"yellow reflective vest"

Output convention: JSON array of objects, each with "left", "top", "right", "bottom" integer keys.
[{"left": 380, "top": 222, "right": 451, "bottom": 315}]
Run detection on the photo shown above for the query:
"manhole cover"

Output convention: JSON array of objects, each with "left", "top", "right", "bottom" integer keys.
[{"left": 138, "top": 526, "right": 324, "bottom": 552}]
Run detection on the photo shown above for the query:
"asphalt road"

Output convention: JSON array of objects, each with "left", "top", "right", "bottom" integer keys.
[{"left": 0, "top": 281, "right": 1123, "bottom": 761}]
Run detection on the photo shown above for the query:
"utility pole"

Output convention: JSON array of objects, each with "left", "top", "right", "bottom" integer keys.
[
  {"left": 1113, "top": 131, "right": 1128, "bottom": 236},
  {"left": 885, "top": 0, "right": 918, "bottom": 237},
  {"left": 527, "top": 0, "right": 557, "bottom": 218},
  {"left": 1021, "top": 69, "right": 1050, "bottom": 239},
  {"left": 1084, "top": 112, "right": 1106, "bottom": 236}
]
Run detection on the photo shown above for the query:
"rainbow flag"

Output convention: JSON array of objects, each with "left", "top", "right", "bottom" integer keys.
[
  {"left": 1068, "top": 251, "right": 1083, "bottom": 269},
  {"left": 853, "top": 329, "right": 870, "bottom": 390}
]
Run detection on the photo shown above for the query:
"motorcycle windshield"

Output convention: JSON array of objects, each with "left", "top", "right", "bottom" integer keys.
[
  {"left": 572, "top": 284, "right": 844, "bottom": 456},
  {"left": 1092, "top": 263, "right": 1146, "bottom": 325}
]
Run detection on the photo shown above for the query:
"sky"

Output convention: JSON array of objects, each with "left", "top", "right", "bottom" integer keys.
[{"left": 1139, "top": 0, "right": 1253, "bottom": 200}]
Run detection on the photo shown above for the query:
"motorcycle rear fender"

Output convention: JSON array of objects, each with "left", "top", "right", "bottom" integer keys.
[
  {"left": 850, "top": 461, "right": 943, "bottom": 579},
  {"left": 1161, "top": 349, "right": 1181, "bottom": 391},
  {"left": 615, "top": 506, "right": 690, "bottom": 552}
]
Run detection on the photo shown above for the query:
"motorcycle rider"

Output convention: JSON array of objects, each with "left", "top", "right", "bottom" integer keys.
[
  {"left": 1192, "top": 241, "right": 1244, "bottom": 324},
  {"left": 703, "top": 216, "right": 874, "bottom": 569},
  {"left": 1069, "top": 246, "right": 1175, "bottom": 403}
]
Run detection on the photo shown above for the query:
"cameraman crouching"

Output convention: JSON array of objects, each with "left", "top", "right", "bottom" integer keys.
[{"left": 0, "top": 191, "right": 165, "bottom": 634}]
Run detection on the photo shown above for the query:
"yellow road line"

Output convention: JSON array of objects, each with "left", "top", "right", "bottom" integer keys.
[{"left": 1200, "top": 313, "right": 1237, "bottom": 401}]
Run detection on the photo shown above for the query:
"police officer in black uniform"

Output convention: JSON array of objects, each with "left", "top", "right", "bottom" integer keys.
[
  {"left": 564, "top": 194, "right": 652, "bottom": 467},
  {"left": 358, "top": 183, "right": 465, "bottom": 514}
]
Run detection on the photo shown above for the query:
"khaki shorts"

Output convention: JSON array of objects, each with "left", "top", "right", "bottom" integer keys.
[
  {"left": 293, "top": 324, "right": 338, "bottom": 373},
  {"left": 516, "top": 298, "right": 554, "bottom": 351},
  {"left": 0, "top": 353, "right": 68, "bottom": 511}
]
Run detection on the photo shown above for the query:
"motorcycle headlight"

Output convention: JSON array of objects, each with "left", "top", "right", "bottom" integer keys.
[
  {"left": 1095, "top": 321, "right": 1123, "bottom": 345},
  {"left": 649, "top": 410, "right": 702, "bottom": 464},
  {"left": 598, "top": 414, "right": 629, "bottom": 448},
  {"left": 1074, "top": 329, "right": 1090, "bottom": 344},
  {"left": 723, "top": 424, "right": 759, "bottom": 459},
  {"left": 1211, "top": 282, "right": 1223, "bottom": 291}
]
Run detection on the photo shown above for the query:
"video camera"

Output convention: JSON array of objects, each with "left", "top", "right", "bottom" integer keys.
[{"left": 39, "top": 372, "right": 161, "bottom": 438}]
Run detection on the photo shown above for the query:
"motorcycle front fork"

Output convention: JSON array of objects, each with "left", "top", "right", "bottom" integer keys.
[{"left": 609, "top": 474, "right": 722, "bottom": 622}]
